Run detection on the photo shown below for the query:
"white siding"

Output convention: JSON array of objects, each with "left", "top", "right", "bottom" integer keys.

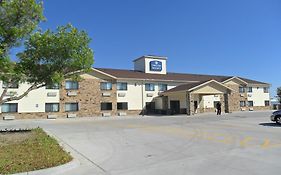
[
  {"left": 0, "top": 81, "right": 59, "bottom": 113},
  {"left": 247, "top": 86, "right": 270, "bottom": 106}
]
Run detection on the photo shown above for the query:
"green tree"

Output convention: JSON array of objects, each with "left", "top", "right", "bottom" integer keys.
[
  {"left": 0, "top": 0, "right": 94, "bottom": 105},
  {"left": 277, "top": 87, "right": 281, "bottom": 103}
]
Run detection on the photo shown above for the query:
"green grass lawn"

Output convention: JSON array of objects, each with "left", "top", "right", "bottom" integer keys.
[{"left": 0, "top": 128, "right": 72, "bottom": 174}]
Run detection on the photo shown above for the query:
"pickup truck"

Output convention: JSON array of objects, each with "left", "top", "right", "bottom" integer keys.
[{"left": 271, "top": 110, "right": 281, "bottom": 124}]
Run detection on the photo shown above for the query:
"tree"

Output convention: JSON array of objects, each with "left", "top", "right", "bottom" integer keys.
[
  {"left": 277, "top": 87, "right": 281, "bottom": 103},
  {"left": 0, "top": 0, "right": 94, "bottom": 105}
]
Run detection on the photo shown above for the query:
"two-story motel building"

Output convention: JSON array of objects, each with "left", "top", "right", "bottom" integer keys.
[{"left": 0, "top": 55, "right": 270, "bottom": 119}]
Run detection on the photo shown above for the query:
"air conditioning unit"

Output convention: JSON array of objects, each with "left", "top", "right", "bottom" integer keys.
[
  {"left": 3, "top": 115, "right": 15, "bottom": 120},
  {"left": 240, "top": 94, "right": 244, "bottom": 97},
  {"left": 102, "top": 92, "right": 111, "bottom": 97},
  {"left": 47, "top": 92, "right": 57, "bottom": 97},
  {"left": 249, "top": 107, "right": 254, "bottom": 111},
  {"left": 118, "top": 93, "right": 126, "bottom": 97},
  {"left": 248, "top": 94, "right": 252, "bottom": 97},
  {"left": 47, "top": 115, "right": 57, "bottom": 119},
  {"left": 5, "top": 91, "right": 17, "bottom": 96},
  {"left": 240, "top": 107, "right": 246, "bottom": 111},
  {"left": 102, "top": 112, "right": 111, "bottom": 117},
  {"left": 146, "top": 93, "right": 154, "bottom": 97},
  {"left": 67, "top": 91, "right": 77, "bottom": 96},
  {"left": 67, "top": 113, "right": 77, "bottom": 118},
  {"left": 118, "top": 112, "right": 127, "bottom": 116}
]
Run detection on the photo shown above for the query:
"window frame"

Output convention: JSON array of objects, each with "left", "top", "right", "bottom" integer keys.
[
  {"left": 240, "top": 101, "right": 246, "bottom": 107},
  {"left": 101, "top": 102, "right": 113, "bottom": 110},
  {"left": 100, "top": 82, "right": 112, "bottom": 91},
  {"left": 265, "top": 100, "right": 270, "bottom": 106},
  {"left": 2, "top": 82, "right": 19, "bottom": 89},
  {"left": 1, "top": 103, "right": 18, "bottom": 113},
  {"left": 239, "top": 86, "right": 245, "bottom": 93},
  {"left": 65, "top": 103, "right": 79, "bottom": 112},
  {"left": 263, "top": 87, "right": 269, "bottom": 93},
  {"left": 247, "top": 101, "right": 253, "bottom": 107},
  {"left": 45, "top": 103, "right": 60, "bottom": 112},
  {"left": 145, "top": 83, "right": 155, "bottom": 91},
  {"left": 158, "top": 84, "right": 167, "bottom": 91},
  {"left": 65, "top": 81, "right": 79, "bottom": 90},
  {"left": 247, "top": 87, "right": 253, "bottom": 93},
  {"left": 117, "top": 102, "right": 128, "bottom": 110},
  {"left": 46, "top": 83, "right": 60, "bottom": 90},
  {"left": 117, "top": 82, "right": 127, "bottom": 91}
]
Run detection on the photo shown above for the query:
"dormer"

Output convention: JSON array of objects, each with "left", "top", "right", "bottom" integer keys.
[{"left": 133, "top": 55, "right": 167, "bottom": 74}]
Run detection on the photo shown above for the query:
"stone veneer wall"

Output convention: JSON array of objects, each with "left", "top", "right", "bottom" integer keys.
[{"left": 225, "top": 84, "right": 248, "bottom": 112}]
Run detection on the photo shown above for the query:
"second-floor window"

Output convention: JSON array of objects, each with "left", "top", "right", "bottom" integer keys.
[
  {"left": 263, "top": 87, "right": 269, "bottom": 93},
  {"left": 2, "top": 82, "right": 19, "bottom": 89},
  {"left": 158, "top": 84, "right": 167, "bottom": 91},
  {"left": 117, "top": 82, "right": 127, "bottom": 91},
  {"left": 65, "top": 81, "right": 78, "bottom": 90},
  {"left": 100, "top": 82, "right": 112, "bottom": 90},
  {"left": 247, "top": 87, "right": 252, "bottom": 93},
  {"left": 46, "top": 83, "right": 60, "bottom": 89},
  {"left": 239, "top": 86, "right": 245, "bottom": 93},
  {"left": 145, "top": 83, "right": 155, "bottom": 91}
]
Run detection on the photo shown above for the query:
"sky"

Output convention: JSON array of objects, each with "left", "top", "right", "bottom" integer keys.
[{"left": 24, "top": 0, "right": 281, "bottom": 97}]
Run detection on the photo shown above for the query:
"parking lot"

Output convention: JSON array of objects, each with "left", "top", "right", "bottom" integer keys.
[{"left": 1, "top": 111, "right": 280, "bottom": 175}]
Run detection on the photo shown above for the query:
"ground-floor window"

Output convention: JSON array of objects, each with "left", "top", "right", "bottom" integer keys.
[
  {"left": 1, "top": 103, "right": 18, "bottom": 113},
  {"left": 117, "top": 102, "right": 128, "bottom": 110},
  {"left": 101, "top": 102, "right": 112, "bottom": 110},
  {"left": 265, "top": 100, "right": 270, "bottom": 106},
  {"left": 247, "top": 101, "right": 253, "bottom": 107},
  {"left": 65, "top": 103, "right": 79, "bottom": 112},
  {"left": 240, "top": 101, "right": 246, "bottom": 107},
  {"left": 45, "top": 103, "right": 59, "bottom": 112}
]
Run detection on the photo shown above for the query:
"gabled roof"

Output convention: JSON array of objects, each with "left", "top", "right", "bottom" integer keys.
[
  {"left": 162, "top": 79, "right": 233, "bottom": 94},
  {"left": 94, "top": 68, "right": 268, "bottom": 85}
]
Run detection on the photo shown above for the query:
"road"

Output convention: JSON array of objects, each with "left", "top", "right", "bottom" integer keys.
[{"left": 1, "top": 111, "right": 280, "bottom": 175}]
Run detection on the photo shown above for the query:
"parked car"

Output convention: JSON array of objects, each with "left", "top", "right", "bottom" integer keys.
[{"left": 271, "top": 110, "right": 281, "bottom": 124}]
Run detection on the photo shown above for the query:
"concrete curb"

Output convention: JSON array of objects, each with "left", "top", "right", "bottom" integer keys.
[
  {"left": 14, "top": 159, "right": 80, "bottom": 175},
  {"left": 12, "top": 129, "right": 80, "bottom": 175}
]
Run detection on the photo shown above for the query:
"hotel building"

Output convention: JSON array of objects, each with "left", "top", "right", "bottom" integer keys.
[{"left": 0, "top": 55, "right": 270, "bottom": 119}]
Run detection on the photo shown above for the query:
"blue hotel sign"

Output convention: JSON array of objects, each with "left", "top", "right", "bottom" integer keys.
[{"left": 150, "top": 61, "right": 162, "bottom": 71}]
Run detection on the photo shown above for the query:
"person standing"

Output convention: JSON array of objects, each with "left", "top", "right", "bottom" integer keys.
[{"left": 216, "top": 102, "right": 222, "bottom": 115}]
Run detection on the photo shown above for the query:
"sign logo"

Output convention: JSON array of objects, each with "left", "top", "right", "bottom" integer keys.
[{"left": 150, "top": 61, "right": 162, "bottom": 71}]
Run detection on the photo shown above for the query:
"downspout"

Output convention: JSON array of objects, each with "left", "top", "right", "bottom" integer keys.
[{"left": 141, "top": 80, "right": 144, "bottom": 116}]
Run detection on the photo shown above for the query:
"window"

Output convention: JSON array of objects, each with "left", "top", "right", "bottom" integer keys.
[
  {"left": 145, "top": 83, "right": 155, "bottom": 91},
  {"left": 240, "top": 101, "right": 246, "bottom": 107},
  {"left": 65, "top": 103, "right": 79, "bottom": 112},
  {"left": 117, "top": 82, "right": 127, "bottom": 91},
  {"left": 158, "top": 84, "right": 167, "bottom": 91},
  {"left": 1, "top": 103, "right": 18, "bottom": 113},
  {"left": 117, "top": 102, "right": 128, "bottom": 110},
  {"left": 248, "top": 101, "right": 253, "bottom": 107},
  {"left": 100, "top": 82, "right": 112, "bottom": 90},
  {"left": 2, "top": 82, "right": 19, "bottom": 89},
  {"left": 263, "top": 87, "right": 269, "bottom": 93},
  {"left": 101, "top": 102, "right": 112, "bottom": 110},
  {"left": 45, "top": 103, "right": 59, "bottom": 112},
  {"left": 239, "top": 86, "right": 245, "bottom": 93},
  {"left": 265, "top": 100, "right": 270, "bottom": 106},
  {"left": 46, "top": 83, "right": 60, "bottom": 89},
  {"left": 65, "top": 81, "right": 78, "bottom": 90},
  {"left": 247, "top": 87, "right": 252, "bottom": 93}
]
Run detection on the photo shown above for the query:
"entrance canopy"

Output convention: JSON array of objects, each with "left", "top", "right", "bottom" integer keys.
[{"left": 162, "top": 79, "right": 233, "bottom": 95}]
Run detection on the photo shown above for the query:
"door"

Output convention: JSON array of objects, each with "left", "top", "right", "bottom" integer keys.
[
  {"left": 194, "top": 101, "right": 198, "bottom": 113},
  {"left": 170, "top": 100, "right": 180, "bottom": 114},
  {"left": 146, "top": 102, "right": 156, "bottom": 114}
]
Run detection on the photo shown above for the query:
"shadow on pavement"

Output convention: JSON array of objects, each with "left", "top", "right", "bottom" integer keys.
[{"left": 259, "top": 123, "right": 281, "bottom": 127}]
